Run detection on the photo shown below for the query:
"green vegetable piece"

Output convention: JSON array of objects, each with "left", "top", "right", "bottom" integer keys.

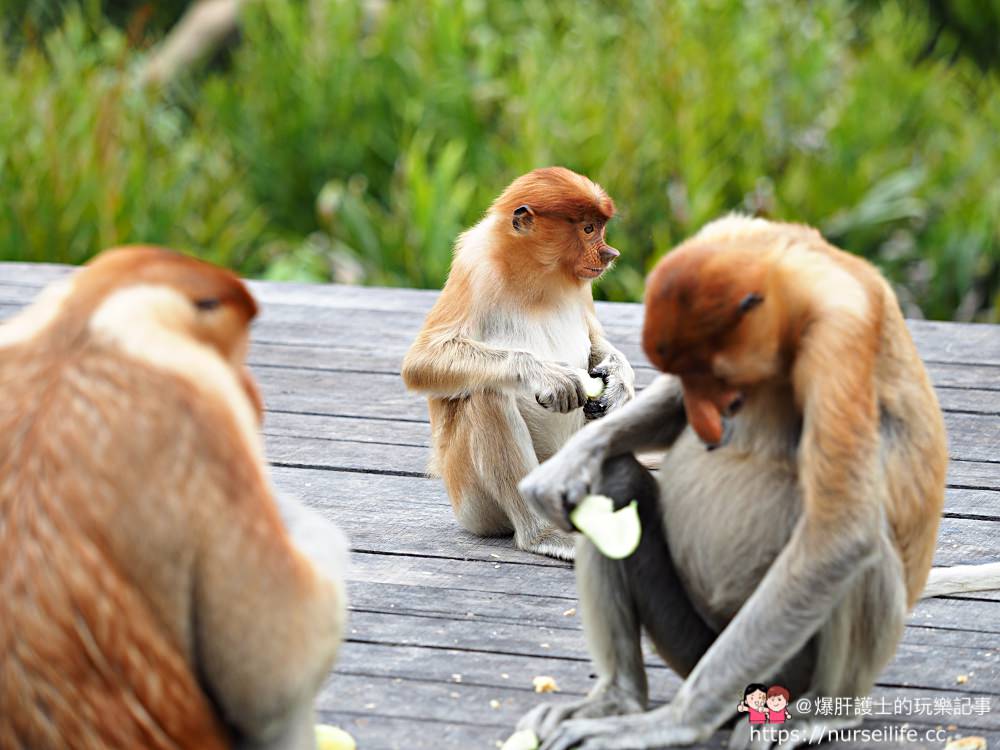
[{"left": 570, "top": 494, "right": 641, "bottom": 559}]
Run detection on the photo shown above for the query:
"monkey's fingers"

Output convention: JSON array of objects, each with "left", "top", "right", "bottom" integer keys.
[{"left": 589, "top": 364, "right": 610, "bottom": 381}]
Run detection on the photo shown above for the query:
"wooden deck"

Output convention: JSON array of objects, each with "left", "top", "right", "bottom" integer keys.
[{"left": 2, "top": 262, "right": 999, "bottom": 749}]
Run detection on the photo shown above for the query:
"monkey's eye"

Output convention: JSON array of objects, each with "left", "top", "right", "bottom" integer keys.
[
  {"left": 583, "top": 224, "right": 595, "bottom": 234},
  {"left": 194, "top": 298, "right": 221, "bottom": 312}
]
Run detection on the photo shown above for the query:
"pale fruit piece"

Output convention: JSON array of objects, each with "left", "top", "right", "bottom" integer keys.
[
  {"left": 583, "top": 375, "right": 605, "bottom": 400},
  {"left": 501, "top": 729, "right": 540, "bottom": 750},
  {"left": 315, "top": 724, "right": 357, "bottom": 750},
  {"left": 570, "top": 494, "right": 641, "bottom": 559},
  {"left": 532, "top": 675, "right": 559, "bottom": 693},
  {"left": 945, "top": 738, "right": 987, "bottom": 750}
]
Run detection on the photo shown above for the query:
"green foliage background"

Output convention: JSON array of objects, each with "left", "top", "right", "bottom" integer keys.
[{"left": 1, "top": 0, "right": 999, "bottom": 321}]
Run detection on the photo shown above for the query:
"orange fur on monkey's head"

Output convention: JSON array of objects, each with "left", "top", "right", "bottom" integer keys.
[
  {"left": 50, "top": 246, "right": 262, "bottom": 418},
  {"left": 642, "top": 233, "right": 787, "bottom": 446},
  {"left": 489, "top": 167, "right": 619, "bottom": 286}
]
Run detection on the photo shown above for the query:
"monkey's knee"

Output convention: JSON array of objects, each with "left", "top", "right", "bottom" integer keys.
[
  {"left": 596, "top": 454, "right": 659, "bottom": 510},
  {"left": 590, "top": 456, "right": 719, "bottom": 677}
]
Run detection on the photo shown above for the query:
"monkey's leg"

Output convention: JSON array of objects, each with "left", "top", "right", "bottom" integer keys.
[
  {"left": 762, "top": 528, "right": 907, "bottom": 750},
  {"left": 539, "top": 507, "right": 882, "bottom": 750},
  {"left": 447, "top": 391, "right": 575, "bottom": 559},
  {"left": 519, "top": 455, "right": 718, "bottom": 740}
]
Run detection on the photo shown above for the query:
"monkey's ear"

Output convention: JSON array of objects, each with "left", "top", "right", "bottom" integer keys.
[
  {"left": 738, "top": 293, "right": 764, "bottom": 314},
  {"left": 512, "top": 205, "right": 535, "bottom": 233}
]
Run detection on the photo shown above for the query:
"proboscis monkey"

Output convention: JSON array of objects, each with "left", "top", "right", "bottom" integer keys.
[
  {"left": 516, "top": 217, "right": 997, "bottom": 749},
  {"left": 0, "top": 247, "right": 348, "bottom": 750},
  {"left": 402, "top": 167, "right": 635, "bottom": 559}
]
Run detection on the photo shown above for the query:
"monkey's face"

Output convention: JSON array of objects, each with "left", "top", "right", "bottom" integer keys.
[
  {"left": 569, "top": 219, "right": 619, "bottom": 281},
  {"left": 642, "top": 244, "right": 779, "bottom": 446},
  {"left": 493, "top": 167, "right": 618, "bottom": 285},
  {"left": 509, "top": 209, "right": 619, "bottom": 283}
]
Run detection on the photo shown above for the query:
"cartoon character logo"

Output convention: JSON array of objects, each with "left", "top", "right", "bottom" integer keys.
[
  {"left": 765, "top": 685, "right": 791, "bottom": 724},
  {"left": 737, "top": 684, "right": 768, "bottom": 724},
  {"left": 739, "top": 684, "right": 792, "bottom": 725}
]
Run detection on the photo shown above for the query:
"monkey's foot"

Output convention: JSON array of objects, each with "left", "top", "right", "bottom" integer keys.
[
  {"left": 536, "top": 707, "right": 712, "bottom": 750},
  {"left": 517, "top": 688, "right": 643, "bottom": 740},
  {"left": 516, "top": 527, "right": 577, "bottom": 560}
]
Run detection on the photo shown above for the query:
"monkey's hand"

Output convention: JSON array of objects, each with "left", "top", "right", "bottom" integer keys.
[
  {"left": 533, "top": 362, "right": 589, "bottom": 414},
  {"left": 523, "top": 376, "right": 685, "bottom": 531},
  {"left": 538, "top": 704, "right": 712, "bottom": 750},
  {"left": 519, "top": 428, "right": 607, "bottom": 532},
  {"left": 584, "top": 353, "right": 635, "bottom": 420}
]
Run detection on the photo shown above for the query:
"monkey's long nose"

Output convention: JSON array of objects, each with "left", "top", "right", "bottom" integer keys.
[{"left": 600, "top": 246, "right": 620, "bottom": 265}]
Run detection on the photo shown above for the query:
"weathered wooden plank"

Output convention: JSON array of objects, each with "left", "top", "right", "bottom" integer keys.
[
  {"left": 318, "top": 669, "right": 1000, "bottom": 750},
  {"left": 313, "top": 713, "right": 509, "bottom": 750},
  {"left": 268, "top": 431, "right": 1000, "bottom": 523},
  {"left": 252, "top": 370, "right": 999, "bottom": 447},
  {"left": 348, "top": 573, "right": 997, "bottom": 636},
  {"left": 0, "top": 263, "right": 995, "bottom": 363},
  {"left": 339, "top": 607, "right": 1000, "bottom": 697},
  {"left": 265, "top": 426, "right": 1000, "bottom": 508},
  {"left": 264, "top": 409, "right": 1000, "bottom": 494},
  {"left": 247, "top": 307, "right": 1000, "bottom": 387},
  {"left": 323, "top": 641, "right": 997, "bottom": 749},
  {"left": 270, "top": 466, "right": 568, "bottom": 568},
  {"left": 263, "top": 409, "right": 430, "bottom": 446},
  {"left": 330, "top": 639, "right": 1000, "bottom": 728},
  {"left": 950, "top": 461, "right": 1000, "bottom": 492},
  {"left": 3, "top": 290, "right": 998, "bottom": 415},
  {"left": 316, "top": 705, "right": 996, "bottom": 750},
  {"left": 263, "top": 408, "right": 999, "bottom": 479},
  {"left": 244, "top": 339, "right": 1000, "bottom": 398},
  {"left": 345, "top": 576, "right": 1000, "bottom": 641}
]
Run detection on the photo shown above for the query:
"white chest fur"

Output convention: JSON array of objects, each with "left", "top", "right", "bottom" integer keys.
[
  {"left": 477, "top": 302, "right": 591, "bottom": 461},
  {"left": 479, "top": 303, "right": 591, "bottom": 368}
]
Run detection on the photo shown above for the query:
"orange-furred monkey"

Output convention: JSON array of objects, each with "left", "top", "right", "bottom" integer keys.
[
  {"left": 516, "top": 217, "right": 995, "bottom": 749},
  {"left": 402, "top": 167, "right": 635, "bottom": 559},
  {"left": 0, "top": 248, "right": 348, "bottom": 750}
]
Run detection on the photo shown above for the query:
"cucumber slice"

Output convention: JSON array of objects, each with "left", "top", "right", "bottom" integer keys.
[
  {"left": 315, "top": 724, "right": 356, "bottom": 750},
  {"left": 583, "top": 375, "right": 605, "bottom": 400},
  {"left": 570, "top": 494, "right": 641, "bottom": 559},
  {"left": 501, "top": 729, "right": 540, "bottom": 750}
]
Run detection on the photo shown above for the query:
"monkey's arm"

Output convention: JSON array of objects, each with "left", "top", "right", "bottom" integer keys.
[
  {"left": 402, "top": 328, "right": 589, "bottom": 413},
  {"left": 585, "top": 313, "right": 635, "bottom": 418},
  {"left": 541, "top": 315, "right": 886, "bottom": 750},
  {"left": 195, "top": 482, "right": 348, "bottom": 750},
  {"left": 519, "top": 375, "right": 686, "bottom": 531}
]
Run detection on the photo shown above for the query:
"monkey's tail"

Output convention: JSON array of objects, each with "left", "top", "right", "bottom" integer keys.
[{"left": 921, "top": 563, "right": 1000, "bottom": 598}]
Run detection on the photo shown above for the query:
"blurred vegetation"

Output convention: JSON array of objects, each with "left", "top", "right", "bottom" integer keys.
[{"left": 1, "top": 0, "right": 999, "bottom": 321}]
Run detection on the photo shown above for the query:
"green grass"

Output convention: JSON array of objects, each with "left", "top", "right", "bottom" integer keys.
[{"left": 1, "top": 0, "right": 998, "bottom": 321}]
